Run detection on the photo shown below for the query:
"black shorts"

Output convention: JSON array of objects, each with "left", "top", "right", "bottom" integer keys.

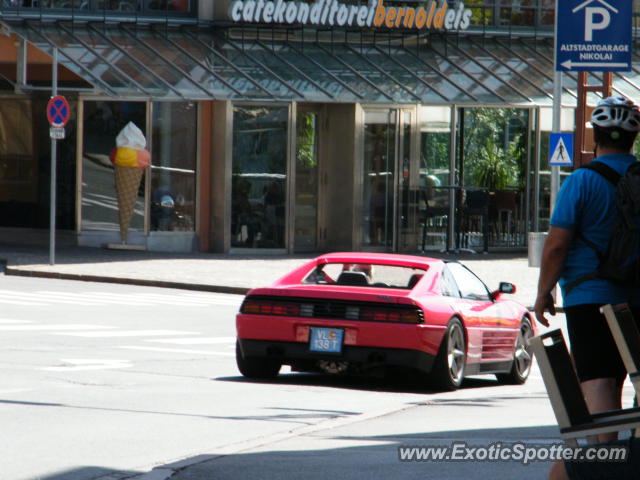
[
  {"left": 565, "top": 304, "right": 640, "bottom": 384},
  {"left": 565, "top": 437, "right": 640, "bottom": 480}
]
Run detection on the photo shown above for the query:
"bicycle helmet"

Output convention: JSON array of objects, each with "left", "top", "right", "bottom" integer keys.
[{"left": 590, "top": 95, "right": 640, "bottom": 132}]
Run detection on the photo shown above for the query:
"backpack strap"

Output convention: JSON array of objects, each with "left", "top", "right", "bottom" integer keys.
[
  {"left": 582, "top": 161, "right": 622, "bottom": 185},
  {"left": 564, "top": 162, "right": 623, "bottom": 295}
]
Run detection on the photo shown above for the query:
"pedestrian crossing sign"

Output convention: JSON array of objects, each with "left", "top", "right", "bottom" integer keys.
[{"left": 549, "top": 133, "right": 574, "bottom": 167}]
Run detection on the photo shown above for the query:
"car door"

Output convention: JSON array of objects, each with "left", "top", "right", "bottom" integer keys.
[{"left": 445, "top": 263, "right": 517, "bottom": 363}]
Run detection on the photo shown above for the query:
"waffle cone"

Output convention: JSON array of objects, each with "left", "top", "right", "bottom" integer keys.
[{"left": 114, "top": 165, "right": 144, "bottom": 243}]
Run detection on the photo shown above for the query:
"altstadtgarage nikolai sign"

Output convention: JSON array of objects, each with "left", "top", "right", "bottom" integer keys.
[
  {"left": 46, "top": 95, "right": 71, "bottom": 128},
  {"left": 556, "top": 0, "right": 632, "bottom": 72},
  {"left": 228, "top": 0, "right": 472, "bottom": 30}
]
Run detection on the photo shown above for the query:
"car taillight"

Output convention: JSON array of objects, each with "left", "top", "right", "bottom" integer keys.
[
  {"left": 359, "top": 307, "right": 423, "bottom": 324},
  {"left": 241, "top": 299, "right": 300, "bottom": 316}
]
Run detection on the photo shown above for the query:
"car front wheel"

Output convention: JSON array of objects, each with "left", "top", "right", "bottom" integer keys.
[
  {"left": 496, "top": 317, "right": 533, "bottom": 385},
  {"left": 235, "top": 340, "right": 281, "bottom": 379},
  {"left": 431, "top": 318, "right": 466, "bottom": 390}
]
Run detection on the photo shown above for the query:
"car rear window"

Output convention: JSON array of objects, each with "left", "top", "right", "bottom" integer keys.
[{"left": 302, "top": 263, "right": 428, "bottom": 289}]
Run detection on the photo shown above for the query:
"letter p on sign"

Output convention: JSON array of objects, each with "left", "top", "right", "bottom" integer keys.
[{"left": 585, "top": 7, "right": 610, "bottom": 41}]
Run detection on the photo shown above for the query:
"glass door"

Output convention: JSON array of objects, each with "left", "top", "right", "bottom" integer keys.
[
  {"left": 362, "top": 110, "right": 396, "bottom": 249},
  {"left": 231, "top": 105, "right": 288, "bottom": 249},
  {"left": 396, "top": 110, "right": 415, "bottom": 252},
  {"left": 294, "top": 108, "right": 320, "bottom": 251}
]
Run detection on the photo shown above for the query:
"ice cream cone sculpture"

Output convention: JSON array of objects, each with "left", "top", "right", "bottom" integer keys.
[{"left": 110, "top": 122, "right": 151, "bottom": 244}]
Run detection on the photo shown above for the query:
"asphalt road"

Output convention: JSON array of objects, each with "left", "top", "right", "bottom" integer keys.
[{"left": 1, "top": 275, "right": 632, "bottom": 480}]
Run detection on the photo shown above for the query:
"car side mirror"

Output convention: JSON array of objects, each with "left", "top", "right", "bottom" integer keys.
[
  {"left": 490, "top": 282, "right": 516, "bottom": 300},
  {"left": 499, "top": 282, "right": 516, "bottom": 294}
]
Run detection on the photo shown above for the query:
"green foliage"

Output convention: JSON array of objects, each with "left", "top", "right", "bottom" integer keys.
[
  {"left": 470, "top": 138, "right": 518, "bottom": 191},
  {"left": 296, "top": 113, "right": 317, "bottom": 168},
  {"left": 463, "top": 108, "right": 527, "bottom": 190}
]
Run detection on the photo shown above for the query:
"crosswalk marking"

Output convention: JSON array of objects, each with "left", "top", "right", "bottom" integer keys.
[
  {"left": 0, "top": 324, "right": 115, "bottom": 331},
  {"left": 0, "top": 288, "right": 241, "bottom": 307},
  {"left": 0, "top": 291, "right": 105, "bottom": 306},
  {"left": 42, "top": 359, "right": 133, "bottom": 372},
  {"left": 55, "top": 329, "right": 200, "bottom": 338},
  {"left": 120, "top": 346, "right": 234, "bottom": 356},
  {"left": 146, "top": 337, "right": 236, "bottom": 345}
]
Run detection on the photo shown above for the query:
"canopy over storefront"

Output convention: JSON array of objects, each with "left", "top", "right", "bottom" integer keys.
[{"left": 2, "top": 19, "right": 640, "bottom": 105}]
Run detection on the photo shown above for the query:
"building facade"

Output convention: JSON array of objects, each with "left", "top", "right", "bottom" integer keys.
[{"left": 0, "top": 1, "right": 638, "bottom": 253}]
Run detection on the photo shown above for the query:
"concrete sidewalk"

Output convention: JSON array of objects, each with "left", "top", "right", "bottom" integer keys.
[{"left": 0, "top": 243, "right": 542, "bottom": 308}]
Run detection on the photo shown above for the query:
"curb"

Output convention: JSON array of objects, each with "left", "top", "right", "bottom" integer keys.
[{"left": 4, "top": 266, "right": 250, "bottom": 296}]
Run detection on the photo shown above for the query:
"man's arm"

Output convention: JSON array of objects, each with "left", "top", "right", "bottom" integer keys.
[{"left": 534, "top": 226, "right": 574, "bottom": 326}]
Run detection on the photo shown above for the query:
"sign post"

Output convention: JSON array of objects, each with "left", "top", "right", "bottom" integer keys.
[{"left": 47, "top": 48, "right": 71, "bottom": 265}]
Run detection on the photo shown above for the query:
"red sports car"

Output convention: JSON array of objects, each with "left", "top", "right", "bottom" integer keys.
[{"left": 236, "top": 252, "right": 534, "bottom": 390}]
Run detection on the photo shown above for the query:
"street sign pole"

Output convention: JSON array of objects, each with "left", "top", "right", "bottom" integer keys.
[
  {"left": 551, "top": 0, "right": 561, "bottom": 218},
  {"left": 50, "top": 48, "right": 58, "bottom": 266}
]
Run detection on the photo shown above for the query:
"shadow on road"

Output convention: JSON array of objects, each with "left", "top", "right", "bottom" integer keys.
[
  {"left": 30, "top": 425, "right": 559, "bottom": 480},
  {"left": 215, "top": 372, "right": 516, "bottom": 395}
]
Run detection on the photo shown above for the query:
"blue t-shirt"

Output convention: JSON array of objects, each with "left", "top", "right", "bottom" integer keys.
[{"left": 550, "top": 153, "right": 639, "bottom": 307}]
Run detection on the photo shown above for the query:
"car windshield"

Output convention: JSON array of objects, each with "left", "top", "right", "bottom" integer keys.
[{"left": 302, "top": 263, "right": 428, "bottom": 289}]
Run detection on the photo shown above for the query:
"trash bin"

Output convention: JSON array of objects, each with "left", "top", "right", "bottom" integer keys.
[{"left": 528, "top": 232, "right": 548, "bottom": 268}]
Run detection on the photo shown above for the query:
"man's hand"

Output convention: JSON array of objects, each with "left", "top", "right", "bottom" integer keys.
[{"left": 533, "top": 292, "right": 556, "bottom": 327}]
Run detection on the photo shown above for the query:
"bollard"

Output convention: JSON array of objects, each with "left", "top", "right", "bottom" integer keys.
[{"left": 528, "top": 232, "right": 548, "bottom": 268}]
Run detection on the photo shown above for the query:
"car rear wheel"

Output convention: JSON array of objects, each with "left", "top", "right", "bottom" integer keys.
[
  {"left": 235, "top": 340, "right": 281, "bottom": 379},
  {"left": 431, "top": 318, "right": 466, "bottom": 390},
  {"left": 496, "top": 317, "right": 533, "bottom": 385}
]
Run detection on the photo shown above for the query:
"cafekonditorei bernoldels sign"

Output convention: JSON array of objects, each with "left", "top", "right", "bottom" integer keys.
[{"left": 229, "top": 0, "right": 472, "bottom": 30}]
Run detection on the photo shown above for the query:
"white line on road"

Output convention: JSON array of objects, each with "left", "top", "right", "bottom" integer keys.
[
  {"left": 120, "top": 346, "right": 234, "bottom": 356},
  {"left": 54, "top": 330, "right": 200, "bottom": 338},
  {"left": 0, "top": 319, "right": 33, "bottom": 324},
  {"left": 0, "top": 297, "right": 48, "bottom": 306},
  {"left": 0, "top": 324, "right": 116, "bottom": 331},
  {"left": 146, "top": 337, "right": 236, "bottom": 345},
  {"left": 42, "top": 359, "right": 133, "bottom": 372}
]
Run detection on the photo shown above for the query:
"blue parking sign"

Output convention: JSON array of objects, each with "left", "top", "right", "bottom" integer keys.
[{"left": 556, "top": 0, "right": 632, "bottom": 72}]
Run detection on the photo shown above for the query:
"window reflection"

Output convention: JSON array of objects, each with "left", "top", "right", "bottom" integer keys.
[
  {"left": 150, "top": 102, "right": 196, "bottom": 232},
  {"left": 82, "top": 101, "right": 146, "bottom": 232},
  {"left": 232, "top": 105, "right": 288, "bottom": 249},
  {"left": 3, "top": 0, "right": 193, "bottom": 14}
]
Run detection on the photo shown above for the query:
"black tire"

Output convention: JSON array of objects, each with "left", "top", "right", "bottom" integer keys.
[
  {"left": 235, "top": 340, "right": 281, "bottom": 379},
  {"left": 496, "top": 317, "right": 534, "bottom": 385},
  {"left": 430, "top": 318, "right": 467, "bottom": 390}
]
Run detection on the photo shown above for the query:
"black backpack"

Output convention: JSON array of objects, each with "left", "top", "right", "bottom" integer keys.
[{"left": 564, "top": 161, "right": 640, "bottom": 294}]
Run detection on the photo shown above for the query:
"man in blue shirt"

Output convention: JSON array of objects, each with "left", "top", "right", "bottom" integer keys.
[{"left": 535, "top": 96, "right": 640, "bottom": 454}]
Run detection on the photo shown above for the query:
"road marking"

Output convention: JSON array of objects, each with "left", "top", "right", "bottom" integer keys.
[
  {"left": 0, "top": 319, "right": 33, "bottom": 324},
  {"left": 55, "top": 329, "right": 199, "bottom": 338},
  {"left": 0, "top": 289, "right": 242, "bottom": 307},
  {"left": 0, "top": 290, "right": 104, "bottom": 306},
  {"left": 0, "top": 324, "right": 115, "bottom": 331},
  {"left": 120, "top": 346, "right": 234, "bottom": 356},
  {"left": 0, "top": 296, "right": 48, "bottom": 306},
  {"left": 146, "top": 337, "right": 236, "bottom": 345},
  {"left": 42, "top": 358, "right": 132, "bottom": 372},
  {"left": 39, "top": 291, "right": 155, "bottom": 306}
]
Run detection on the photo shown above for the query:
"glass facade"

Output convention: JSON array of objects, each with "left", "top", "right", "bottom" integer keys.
[
  {"left": 362, "top": 110, "right": 396, "bottom": 249},
  {"left": 420, "top": 106, "right": 452, "bottom": 252},
  {"left": 0, "top": 97, "right": 77, "bottom": 231},
  {"left": 150, "top": 102, "right": 197, "bottom": 232},
  {"left": 231, "top": 105, "right": 288, "bottom": 249},
  {"left": 1, "top": 0, "right": 194, "bottom": 14},
  {"left": 294, "top": 110, "right": 319, "bottom": 251},
  {"left": 81, "top": 101, "right": 147, "bottom": 233}
]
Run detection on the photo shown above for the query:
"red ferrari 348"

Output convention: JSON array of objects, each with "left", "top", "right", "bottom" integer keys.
[{"left": 236, "top": 252, "right": 534, "bottom": 390}]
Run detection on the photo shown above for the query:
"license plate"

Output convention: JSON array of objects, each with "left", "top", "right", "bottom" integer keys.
[{"left": 309, "top": 327, "right": 344, "bottom": 353}]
